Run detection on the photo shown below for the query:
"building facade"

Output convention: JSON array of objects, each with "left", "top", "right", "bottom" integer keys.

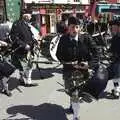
[
  {"left": 0, "top": 0, "right": 5, "bottom": 22},
  {"left": 23, "top": 0, "right": 90, "bottom": 35}
]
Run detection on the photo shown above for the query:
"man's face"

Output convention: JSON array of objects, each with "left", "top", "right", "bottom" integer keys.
[
  {"left": 23, "top": 14, "right": 32, "bottom": 22},
  {"left": 68, "top": 24, "right": 80, "bottom": 37}
]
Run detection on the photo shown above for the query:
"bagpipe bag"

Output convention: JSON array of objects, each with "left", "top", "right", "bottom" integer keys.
[{"left": 82, "top": 64, "right": 109, "bottom": 99}]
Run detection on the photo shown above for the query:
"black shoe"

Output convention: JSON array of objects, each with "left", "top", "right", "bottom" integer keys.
[
  {"left": 2, "top": 89, "right": 12, "bottom": 97},
  {"left": 111, "top": 89, "right": 120, "bottom": 99},
  {"left": 19, "top": 80, "right": 38, "bottom": 87},
  {"left": 65, "top": 105, "right": 73, "bottom": 114},
  {"left": 24, "top": 83, "right": 39, "bottom": 87},
  {"left": 74, "top": 117, "right": 80, "bottom": 120},
  {"left": 19, "top": 81, "right": 26, "bottom": 86}
]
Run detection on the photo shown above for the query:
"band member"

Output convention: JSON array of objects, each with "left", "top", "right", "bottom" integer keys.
[
  {"left": 109, "top": 20, "right": 120, "bottom": 99},
  {"left": 56, "top": 16, "right": 99, "bottom": 120},
  {"left": 0, "top": 40, "right": 15, "bottom": 96},
  {"left": 10, "top": 13, "right": 38, "bottom": 87}
]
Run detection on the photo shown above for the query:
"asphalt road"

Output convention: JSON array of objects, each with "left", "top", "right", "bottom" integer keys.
[{"left": 0, "top": 56, "right": 120, "bottom": 120}]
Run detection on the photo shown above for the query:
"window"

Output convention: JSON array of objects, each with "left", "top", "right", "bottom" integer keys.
[{"left": 74, "top": 0, "right": 80, "bottom": 2}]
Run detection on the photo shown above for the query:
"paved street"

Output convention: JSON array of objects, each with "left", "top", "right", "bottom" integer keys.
[{"left": 0, "top": 56, "right": 120, "bottom": 120}]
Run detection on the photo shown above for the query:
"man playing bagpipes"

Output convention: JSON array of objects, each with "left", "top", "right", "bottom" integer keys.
[
  {"left": 10, "top": 12, "right": 38, "bottom": 87},
  {"left": 56, "top": 16, "right": 109, "bottom": 120}
]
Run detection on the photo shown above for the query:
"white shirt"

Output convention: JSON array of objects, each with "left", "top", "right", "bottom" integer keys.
[{"left": 70, "top": 34, "right": 79, "bottom": 41}]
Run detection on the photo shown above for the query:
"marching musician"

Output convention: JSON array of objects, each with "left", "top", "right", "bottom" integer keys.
[
  {"left": 109, "top": 20, "right": 120, "bottom": 99},
  {"left": 56, "top": 16, "right": 99, "bottom": 120},
  {"left": 0, "top": 40, "right": 15, "bottom": 97},
  {"left": 0, "top": 22, "right": 15, "bottom": 97},
  {"left": 10, "top": 12, "right": 38, "bottom": 87}
]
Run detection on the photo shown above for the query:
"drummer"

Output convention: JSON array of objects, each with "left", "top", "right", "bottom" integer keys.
[{"left": 56, "top": 16, "right": 99, "bottom": 120}]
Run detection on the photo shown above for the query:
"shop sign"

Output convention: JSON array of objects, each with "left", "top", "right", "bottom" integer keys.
[{"left": 24, "top": 0, "right": 52, "bottom": 3}]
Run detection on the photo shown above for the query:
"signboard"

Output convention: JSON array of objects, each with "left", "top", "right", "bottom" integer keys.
[
  {"left": 97, "top": 4, "right": 120, "bottom": 13},
  {"left": 5, "top": 0, "right": 21, "bottom": 22},
  {"left": 32, "top": 4, "right": 75, "bottom": 9},
  {"left": 24, "top": 0, "right": 52, "bottom": 3}
]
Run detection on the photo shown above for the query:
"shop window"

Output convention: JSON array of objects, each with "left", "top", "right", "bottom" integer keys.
[
  {"left": 74, "top": 0, "right": 80, "bottom": 2},
  {"left": 42, "top": 16, "right": 46, "bottom": 24}
]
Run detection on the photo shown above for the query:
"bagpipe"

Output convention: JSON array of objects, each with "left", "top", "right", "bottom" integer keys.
[
  {"left": 82, "top": 46, "right": 109, "bottom": 100},
  {"left": 82, "top": 23, "right": 111, "bottom": 100},
  {"left": 62, "top": 57, "right": 109, "bottom": 100}
]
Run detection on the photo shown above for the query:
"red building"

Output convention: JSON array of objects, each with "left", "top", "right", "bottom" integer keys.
[{"left": 109, "top": 0, "right": 118, "bottom": 3}]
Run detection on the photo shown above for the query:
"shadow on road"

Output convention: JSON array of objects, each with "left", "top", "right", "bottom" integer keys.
[
  {"left": 8, "top": 77, "right": 23, "bottom": 93},
  {"left": 32, "top": 67, "right": 62, "bottom": 80},
  {"left": 6, "top": 103, "right": 68, "bottom": 120}
]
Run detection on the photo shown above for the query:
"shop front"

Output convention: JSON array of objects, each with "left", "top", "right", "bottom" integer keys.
[{"left": 23, "top": 0, "right": 89, "bottom": 35}]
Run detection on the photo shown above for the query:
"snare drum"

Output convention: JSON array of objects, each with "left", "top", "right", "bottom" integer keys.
[{"left": 41, "top": 34, "right": 61, "bottom": 61}]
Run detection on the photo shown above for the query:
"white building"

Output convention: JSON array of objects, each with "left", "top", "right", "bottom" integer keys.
[{"left": 24, "top": 0, "right": 90, "bottom": 5}]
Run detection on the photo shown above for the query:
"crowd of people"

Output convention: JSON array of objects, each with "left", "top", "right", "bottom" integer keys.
[{"left": 1, "top": 13, "right": 120, "bottom": 120}]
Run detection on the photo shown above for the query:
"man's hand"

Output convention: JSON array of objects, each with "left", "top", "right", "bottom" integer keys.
[
  {"left": 25, "top": 44, "right": 30, "bottom": 50},
  {"left": 73, "top": 62, "right": 89, "bottom": 70}
]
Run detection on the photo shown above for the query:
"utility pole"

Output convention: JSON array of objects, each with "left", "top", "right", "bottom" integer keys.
[{"left": 3, "top": 0, "right": 7, "bottom": 22}]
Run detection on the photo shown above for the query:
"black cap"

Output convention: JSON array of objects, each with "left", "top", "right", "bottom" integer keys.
[{"left": 68, "top": 16, "right": 80, "bottom": 25}]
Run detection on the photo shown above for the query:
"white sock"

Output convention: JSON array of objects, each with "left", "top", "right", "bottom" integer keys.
[
  {"left": 114, "top": 87, "right": 120, "bottom": 96},
  {"left": 72, "top": 102, "right": 80, "bottom": 119},
  {"left": 24, "top": 69, "right": 32, "bottom": 84},
  {"left": 2, "top": 77, "right": 9, "bottom": 91}
]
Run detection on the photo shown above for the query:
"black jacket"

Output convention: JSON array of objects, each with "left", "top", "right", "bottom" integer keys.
[
  {"left": 110, "top": 33, "right": 120, "bottom": 61},
  {"left": 10, "top": 20, "right": 35, "bottom": 54},
  {"left": 110, "top": 34, "right": 120, "bottom": 55},
  {"left": 56, "top": 33, "right": 98, "bottom": 67}
]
